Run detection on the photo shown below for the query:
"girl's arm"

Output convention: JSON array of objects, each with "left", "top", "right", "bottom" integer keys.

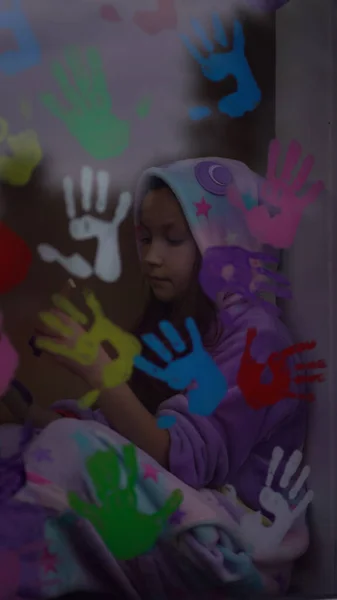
[{"left": 97, "top": 383, "right": 170, "bottom": 468}]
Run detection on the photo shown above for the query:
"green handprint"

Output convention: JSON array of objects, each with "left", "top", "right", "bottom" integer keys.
[
  {"left": 36, "top": 289, "right": 142, "bottom": 408},
  {"left": 40, "top": 47, "right": 151, "bottom": 160},
  {"left": 68, "top": 444, "right": 184, "bottom": 560}
]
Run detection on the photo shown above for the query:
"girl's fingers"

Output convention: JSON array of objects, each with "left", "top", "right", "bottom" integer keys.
[
  {"left": 37, "top": 308, "right": 77, "bottom": 337},
  {"left": 35, "top": 279, "right": 77, "bottom": 332}
]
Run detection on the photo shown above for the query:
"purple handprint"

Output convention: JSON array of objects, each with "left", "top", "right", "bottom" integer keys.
[{"left": 199, "top": 246, "right": 291, "bottom": 326}]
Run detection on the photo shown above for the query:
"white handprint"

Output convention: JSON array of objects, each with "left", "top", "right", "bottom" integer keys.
[
  {"left": 238, "top": 446, "right": 313, "bottom": 558},
  {"left": 37, "top": 166, "right": 132, "bottom": 282}
]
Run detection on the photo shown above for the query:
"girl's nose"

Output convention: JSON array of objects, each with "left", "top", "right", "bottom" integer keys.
[{"left": 144, "top": 243, "right": 164, "bottom": 266}]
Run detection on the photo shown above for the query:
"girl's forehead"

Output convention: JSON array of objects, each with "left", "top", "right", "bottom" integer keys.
[{"left": 140, "top": 188, "right": 186, "bottom": 227}]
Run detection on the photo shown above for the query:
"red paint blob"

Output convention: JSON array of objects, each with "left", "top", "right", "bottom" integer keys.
[{"left": 0, "top": 222, "right": 32, "bottom": 293}]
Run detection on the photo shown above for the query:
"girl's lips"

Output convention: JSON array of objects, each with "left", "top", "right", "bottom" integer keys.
[
  {"left": 149, "top": 276, "right": 169, "bottom": 281},
  {"left": 149, "top": 277, "right": 170, "bottom": 286}
]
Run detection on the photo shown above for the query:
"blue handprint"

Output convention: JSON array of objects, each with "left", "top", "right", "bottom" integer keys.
[
  {"left": 0, "top": 0, "right": 40, "bottom": 76},
  {"left": 181, "top": 15, "right": 261, "bottom": 120},
  {"left": 133, "top": 318, "right": 228, "bottom": 428}
]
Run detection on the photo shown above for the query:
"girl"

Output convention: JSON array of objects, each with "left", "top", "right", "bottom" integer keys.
[{"left": 1, "top": 157, "right": 310, "bottom": 598}]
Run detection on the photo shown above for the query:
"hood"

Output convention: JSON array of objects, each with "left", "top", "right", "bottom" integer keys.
[{"left": 134, "top": 156, "right": 279, "bottom": 263}]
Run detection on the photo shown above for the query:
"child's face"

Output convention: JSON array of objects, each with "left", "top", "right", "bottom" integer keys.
[{"left": 138, "top": 187, "right": 197, "bottom": 302}]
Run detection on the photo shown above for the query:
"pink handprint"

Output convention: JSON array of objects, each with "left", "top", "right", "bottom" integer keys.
[
  {"left": 227, "top": 139, "right": 325, "bottom": 249},
  {"left": 133, "top": 0, "right": 177, "bottom": 35}
]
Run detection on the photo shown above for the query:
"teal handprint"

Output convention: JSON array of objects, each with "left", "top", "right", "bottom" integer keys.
[
  {"left": 68, "top": 444, "right": 183, "bottom": 560},
  {"left": 40, "top": 47, "right": 151, "bottom": 160}
]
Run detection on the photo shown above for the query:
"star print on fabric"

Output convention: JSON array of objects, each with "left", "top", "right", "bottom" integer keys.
[
  {"left": 193, "top": 197, "right": 212, "bottom": 218},
  {"left": 32, "top": 447, "right": 53, "bottom": 463},
  {"left": 143, "top": 464, "right": 159, "bottom": 482},
  {"left": 168, "top": 508, "right": 186, "bottom": 525},
  {"left": 42, "top": 545, "right": 58, "bottom": 574}
]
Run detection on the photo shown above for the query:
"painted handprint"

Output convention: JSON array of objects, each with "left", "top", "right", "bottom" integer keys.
[
  {"left": 199, "top": 246, "right": 291, "bottom": 326},
  {"left": 133, "top": 0, "right": 177, "bottom": 34},
  {"left": 0, "top": 0, "right": 40, "bottom": 76},
  {"left": 238, "top": 328, "right": 326, "bottom": 409},
  {"left": 238, "top": 446, "right": 313, "bottom": 557},
  {"left": 0, "top": 118, "right": 42, "bottom": 186},
  {"left": 37, "top": 166, "right": 131, "bottom": 282},
  {"left": 0, "top": 221, "right": 32, "bottom": 293},
  {"left": 35, "top": 289, "right": 142, "bottom": 408},
  {"left": 181, "top": 15, "right": 261, "bottom": 120},
  {"left": 100, "top": 0, "right": 177, "bottom": 33},
  {"left": 40, "top": 47, "right": 151, "bottom": 160},
  {"left": 227, "top": 139, "right": 325, "bottom": 248},
  {"left": 68, "top": 444, "right": 183, "bottom": 559},
  {"left": 134, "top": 318, "right": 228, "bottom": 428}
]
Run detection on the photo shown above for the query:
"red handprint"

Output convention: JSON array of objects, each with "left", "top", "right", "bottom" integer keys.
[
  {"left": 238, "top": 328, "right": 326, "bottom": 409},
  {"left": 0, "top": 221, "right": 32, "bottom": 293}
]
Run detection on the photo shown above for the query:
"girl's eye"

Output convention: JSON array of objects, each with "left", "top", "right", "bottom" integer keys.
[
  {"left": 167, "top": 238, "right": 184, "bottom": 246},
  {"left": 139, "top": 236, "right": 151, "bottom": 244}
]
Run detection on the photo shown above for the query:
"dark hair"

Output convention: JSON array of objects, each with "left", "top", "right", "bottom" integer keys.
[{"left": 129, "top": 178, "right": 223, "bottom": 415}]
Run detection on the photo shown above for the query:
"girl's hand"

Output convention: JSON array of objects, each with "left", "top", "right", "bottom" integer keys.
[{"left": 34, "top": 308, "right": 111, "bottom": 390}]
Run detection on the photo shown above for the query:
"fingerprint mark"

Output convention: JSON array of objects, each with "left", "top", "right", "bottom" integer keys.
[
  {"left": 266, "top": 446, "right": 284, "bottom": 487},
  {"left": 280, "top": 449, "right": 302, "bottom": 489},
  {"left": 289, "top": 465, "right": 310, "bottom": 500},
  {"left": 96, "top": 171, "right": 109, "bottom": 213},
  {"left": 81, "top": 166, "right": 94, "bottom": 212}
]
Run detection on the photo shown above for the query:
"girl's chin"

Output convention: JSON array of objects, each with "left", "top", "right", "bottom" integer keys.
[
  {"left": 152, "top": 289, "right": 173, "bottom": 302},
  {"left": 150, "top": 284, "right": 175, "bottom": 302}
]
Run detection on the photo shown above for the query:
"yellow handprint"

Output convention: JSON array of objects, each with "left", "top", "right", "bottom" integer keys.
[
  {"left": 0, "top": 117, "right": 42, "bottom": 186},
  {"left": 36, "top": 289, "right": 142, "bottom": 408}
]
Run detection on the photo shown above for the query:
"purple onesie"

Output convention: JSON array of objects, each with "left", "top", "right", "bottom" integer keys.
[{"left": 0, "top": 157, "right": 310, "bottom": 599}]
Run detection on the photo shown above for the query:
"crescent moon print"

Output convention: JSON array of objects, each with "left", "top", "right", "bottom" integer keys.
[{"left": 209, "top": 165, "right": 226, "bottom": 185}]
